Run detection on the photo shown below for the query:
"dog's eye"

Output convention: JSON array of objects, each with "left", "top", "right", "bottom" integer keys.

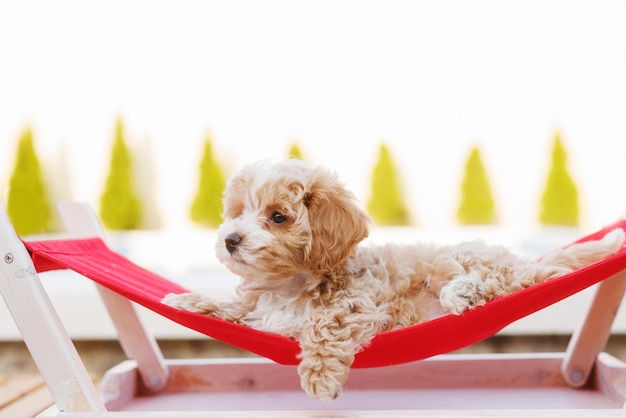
[{"left": 271, "top": 211, "right": 288, "bottom": 224}]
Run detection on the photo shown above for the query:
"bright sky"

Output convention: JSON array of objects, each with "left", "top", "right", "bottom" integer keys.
[{"left": 1, "top": 1, "right": 626, "bottom": 231}]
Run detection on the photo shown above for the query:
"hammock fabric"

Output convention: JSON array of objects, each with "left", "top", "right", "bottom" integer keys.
[{"left": 24, "top": 220, "right": 626, "bottom": 369}]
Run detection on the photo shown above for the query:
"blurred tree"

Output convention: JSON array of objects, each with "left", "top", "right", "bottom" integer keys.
[
  {"left": 287, "top": 142, "right": 304, "bottom": 160},
  {"left": 6, "top": 126, "right": 53, "bottom": 235},
  {"left": 540, "top": 132, "right": 579, "bottom": 226},
  {"left": 190, "top": 137, "right": 226, "bottom": 228},
  {"left": 457, "top": 145, "right": 497, "bottom": 225},
  {"left": 99, "top": 119, "right": 142, "bottom": 230},
  {"left": 367, "top": 144, "right": 411, "bottom": 226}
]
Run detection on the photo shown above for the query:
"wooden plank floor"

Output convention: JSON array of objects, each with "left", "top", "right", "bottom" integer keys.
[
  {"left": 2, "top": 336, "right": 626, "bottom": 417},
  {"left": 0, "top": 339, "right": 253, "bottom": 418},
  {"left": 0, "top": 374, "right": 54, "bottom": 418},
  {"left": 0, "top": 374, "right": 104, "bottom": 418}
]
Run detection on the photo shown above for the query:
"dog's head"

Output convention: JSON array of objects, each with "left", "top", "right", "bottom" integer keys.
[{"left": 215, "top": 160, "right": 370, "bottom": 284}]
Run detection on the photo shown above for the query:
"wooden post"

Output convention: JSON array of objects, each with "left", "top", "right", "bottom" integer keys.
[
  {"left": 562, "top": 269, "right": 626, "bottom": 387},
  {"left": 57, "top": 202, "right": 169, "bottom": 393},
  {"left": 0, "top": 203, "right": 105, "bottom": 412}
]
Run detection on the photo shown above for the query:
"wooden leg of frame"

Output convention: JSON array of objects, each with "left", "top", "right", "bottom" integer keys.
[
  {"left": 57, "top": 202, "right": 169, "bottom": 393},
  {"left": 562, "top": 269, "right": 626, "bottom": 387},
  {"left": 0, "top": 203, "right": 105, "bottom": 412}
]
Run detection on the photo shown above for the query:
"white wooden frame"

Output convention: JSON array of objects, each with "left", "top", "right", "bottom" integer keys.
[{"left": 2, "top": 202, "right": 626, "bottom": 416}]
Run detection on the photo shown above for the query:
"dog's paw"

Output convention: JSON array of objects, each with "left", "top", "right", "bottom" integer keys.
[
  {"left": 439, "top": 271, "right": 487, "bottom": 315},
  {"left": 161, "top": 292, "right": 219, "bottom": 315},
  {"left": 298, "top": 351, "right": 353, "bottom": 403},
  {"left": 298, "top": 362, "right": 347, "bottom": 403}
]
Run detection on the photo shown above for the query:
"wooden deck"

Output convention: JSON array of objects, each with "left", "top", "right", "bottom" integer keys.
[
  {"left": 0, "top": 374, "right": 55, "bottom": 418},
  {"left": 17, "top": 354, "right": 626, "bottom": 417},
  {"left": 0, "top": 339, "right": 252, "bottom": 418},
  {"left": 3, "top": 336, "right": 626, "bottom": 417}
]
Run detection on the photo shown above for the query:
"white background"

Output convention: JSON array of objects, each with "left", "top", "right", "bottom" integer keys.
[{"left": 1, "top": 0, "right": 626, "bottom": 231}]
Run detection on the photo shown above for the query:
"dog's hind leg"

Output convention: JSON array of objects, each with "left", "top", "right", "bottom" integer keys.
[
  {"left": 539, "top": 228, "right": 625, "bottom": 274},
  {"left": 439, "top": 229, "right": 625, "bottom": 315}
]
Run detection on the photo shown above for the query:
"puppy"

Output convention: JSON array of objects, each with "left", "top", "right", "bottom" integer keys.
[{"left": 163, "top": 160, "right": 625, "bottom": 402}]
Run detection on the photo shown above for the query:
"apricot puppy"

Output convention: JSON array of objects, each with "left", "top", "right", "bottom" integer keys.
[{"left": 163, "top": 160, "right": 625, "bottom": 402}]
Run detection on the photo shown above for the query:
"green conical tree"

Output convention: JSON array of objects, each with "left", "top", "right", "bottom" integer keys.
[
  {"left": 457, "top": 146, "right": 497, "bottom": 225},
  {"left": 539, "top": 133, "right": 579, "bottom": 226},
  {"left": 190, "top": 137, "right": 226, "bottom": 228},
  {"left": 99, "top": 119, "right": 142, "bottom": 230},
  {"left": 287, "top": 142, "right": 304, "bottom": 160},
  {"left": 367, "top": 144, "right": 411, "bottom": 226},
  {"left": 6, "top": 127, "right": 53, "bottom": 235}
]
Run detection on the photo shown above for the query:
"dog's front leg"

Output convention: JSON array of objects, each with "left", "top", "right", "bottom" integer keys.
[
  {"left": 297, "top": 304, "right": 382, "bottom": 403},
  {"left": 297, "top": 311, "right": 356, "bottom": 402},
  {"left": 161, "top": 292, "right": 255, "bottom": 323}
]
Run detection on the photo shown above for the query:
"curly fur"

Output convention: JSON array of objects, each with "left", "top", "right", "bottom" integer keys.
[{"left": 163, "top": 159, "right": 625, "bottom": 402}]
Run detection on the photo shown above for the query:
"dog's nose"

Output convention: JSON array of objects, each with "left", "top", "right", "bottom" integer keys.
[{"left": 225, "top": 233, "right": 242, "bottom": 254}]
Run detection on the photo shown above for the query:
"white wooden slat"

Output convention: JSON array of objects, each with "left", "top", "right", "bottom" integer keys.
[
  {"left": 562, "top": 269, "right": 626, "bottom": 387},
  {"left": 57, "top": 202, "right": 169, "bottom": 393},
  {"left": 0, "top": 203, "right": 105, "bottom": 412}
]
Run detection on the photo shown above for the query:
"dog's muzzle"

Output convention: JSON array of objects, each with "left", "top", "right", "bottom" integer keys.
[{"left": 225, "top": 233, "right": 242, "bottom": 254}]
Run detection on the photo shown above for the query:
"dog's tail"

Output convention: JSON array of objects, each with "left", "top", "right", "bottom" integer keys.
[{"left": 537, "top": 228, "right": 625, "bottom": 279}]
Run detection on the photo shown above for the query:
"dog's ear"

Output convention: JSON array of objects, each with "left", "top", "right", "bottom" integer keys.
[
  {"left": 304, "top": 167, "right": 370, "bottom": 275},
  {"left": 222, "top": 165, "right": 254, "bottom": 219}
]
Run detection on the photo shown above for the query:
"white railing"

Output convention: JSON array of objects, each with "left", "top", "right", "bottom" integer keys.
[{"left": 0, "top": 226, "right": 622, "bottom": 341}]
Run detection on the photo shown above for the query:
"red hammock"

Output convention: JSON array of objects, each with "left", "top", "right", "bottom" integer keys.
[{"left": 24, "top": 220, "right": 626, "bottom": 368}]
